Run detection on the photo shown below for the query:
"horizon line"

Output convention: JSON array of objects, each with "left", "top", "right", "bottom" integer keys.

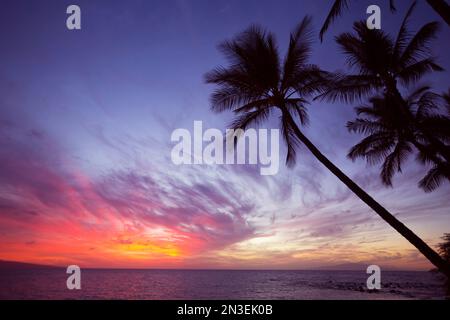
[{"left": 0, "top": 260, "right": 431, "bottom": 272}]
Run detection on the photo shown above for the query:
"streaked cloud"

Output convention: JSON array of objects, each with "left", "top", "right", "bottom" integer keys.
[{"left": 0, "top": 0, "right": 449, "bottom": 270}]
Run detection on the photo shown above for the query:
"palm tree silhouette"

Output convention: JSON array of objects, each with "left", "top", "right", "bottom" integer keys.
[
  {"left": 319, "top": 2, "right": 443, "bottom": 105},
  {"left": 417, "top": 89, "right": 450, "bottom": 190},
  {"left": 205, "top": 16, "right": 450, "bottom": 277},
  {"left": 412, "top": 89, "right": 450, "bottom": 191},
  {"left": 347, "top": 86, "right": 450, "bottom": 191},
  {"left": 321, "top": 2, "right": 450, "bottom": 188},
  {"left": 320, "top": 0, "right": 450, "bottom": 41}
]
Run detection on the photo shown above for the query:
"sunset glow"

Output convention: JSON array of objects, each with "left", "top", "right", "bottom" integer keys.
[{"left": 1, "top": 0, "right": 449, "bottom": 272}]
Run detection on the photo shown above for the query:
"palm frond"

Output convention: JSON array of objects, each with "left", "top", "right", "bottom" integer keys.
[
  {"left": 419, "top": 115, "right": 450, "bottom": 142},
  {"left": 291, "top": 66, "right": 331, "bottom": 97},
  {"left": 208, "top": 84, "right": 263, "bottom": 113},
  {"left": 415, "top": 144, "right": 437, "bottom": 165},
  {"left": 397, "top": 58, "right": 443, "bottom": 87},
  {"left": 406, "top": 85, "right": 431, "bottom": 104},
  {"left": 400, "top": 21, "right": 440, "bottom": 67},
  {"left": 282, "top": 16, "right": 314, "bottom": 91},
  {"left": 216, "top": 25, "right": 281, "bottom": 91},
  {"left": 320, "top": 0, "right": 349, "bottom": 42},
  {"left": 419, "top": 165, "right": 447, "bottom": 192},
  {"left": 389, "top": 0, "right": 397, "bottom": 12},
  {"left": 229, "top": 107, "right": 271, "bottom": 131},
  {"left": 393, "top": 1, "right": 416, "bottom": 63},
  {"left": 443, "top": 89, "right": 450, "bottom": 115},
  {"left": 380, "top": 141, "right": 412, "bottom": 186},
  {"left": 347, "top": 119, "right": 386, "bottom": 135},
  {"left": 415, "top": 91, "right": 441, "bottom": 118},
  {"left": 285, "top": 98, "right": 309, "bottom": 126},
  {"left": 316, "top": 74, "right": 381, "bottom": 103},
  {"left": 347, "top": 131, "right": 395, "bottom": 164}
]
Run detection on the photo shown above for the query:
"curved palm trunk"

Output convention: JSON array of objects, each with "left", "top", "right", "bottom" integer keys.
[
  {"left": 284, "top": 112, "right": 450, "bottom": 277},
  {"left": 427, "top": 0, "right": 450, "bottom": 26}
]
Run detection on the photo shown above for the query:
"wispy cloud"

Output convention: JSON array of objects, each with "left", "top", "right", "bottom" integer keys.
[{"left": 0, "top": 0, "right": 449, "bottom": 270}]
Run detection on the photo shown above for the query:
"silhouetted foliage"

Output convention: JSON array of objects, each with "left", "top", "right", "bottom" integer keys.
[
  {"left": 347, "top": 87, "right": 450, "bottom": 191},
  {"left": 438, "top": 233, "right": 450, "bottom": 263},
  {"left": 320, "top": 0, "right": 450, "bottom": 42},
  {"left": 320, "top": 2, "right": 450, "bottom": 191},
  {"left": 205, "top": 16, "right": 450, "bottom": 278},
  {"left": 205, "top": 16, "right": 328, "bottom": 167},
  {"left": 319, "top": 2, "right": 442, "bottom": 104}
]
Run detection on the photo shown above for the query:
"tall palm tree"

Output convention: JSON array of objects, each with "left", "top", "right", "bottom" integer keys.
[
  {"left": 320, "top": 0, "right": 450, "bottom": 41},
  {"left": 205, "top": 16, "right": 450, "bottom": 276},
  {"left": 347, "top": 86, "right": 450, "bottom": 191}
]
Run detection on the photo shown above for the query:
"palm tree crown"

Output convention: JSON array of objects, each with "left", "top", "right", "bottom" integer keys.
[
  {"left": 320, "top": 2, "right": 442, "bottom": 104},
  {"left": 347, "top": 86, "right": 450, "bottom": 191},
  {"left": 205, "top": 16, "right": 327, "bottom": 166},
  {"left": 320, "top": 2, "right": 450, "bottom": 191}
]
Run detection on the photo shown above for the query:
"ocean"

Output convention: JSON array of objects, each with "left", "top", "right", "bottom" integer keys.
[{"left": 0, "top": 269, "right": 447, "bottom": 300}]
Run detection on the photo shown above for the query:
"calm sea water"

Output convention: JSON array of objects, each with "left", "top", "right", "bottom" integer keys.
[{"left": 0, "top": 269, "right": 447, "bottom": 300}]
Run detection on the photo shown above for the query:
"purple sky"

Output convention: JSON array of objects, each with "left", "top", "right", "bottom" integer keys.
[{"left": 0, "top": 0, "right": 449, "bottom": 269}]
